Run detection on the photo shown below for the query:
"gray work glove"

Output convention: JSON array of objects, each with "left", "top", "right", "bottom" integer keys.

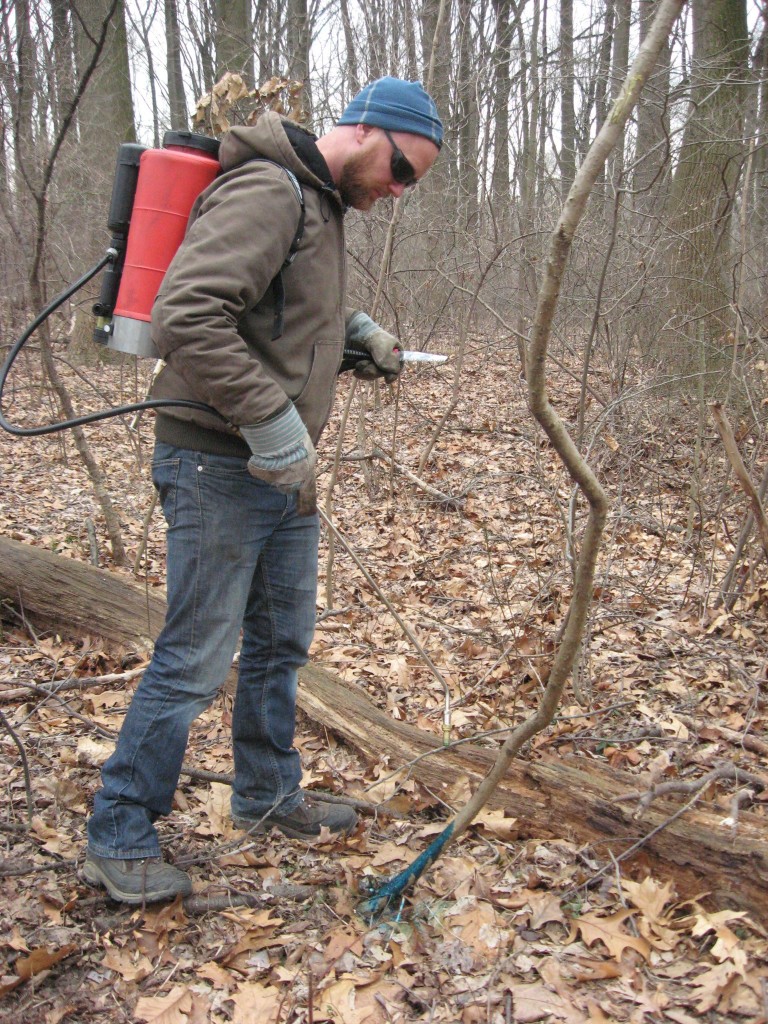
[
  {"left": 240, "top": 405, "right": 317, "bottom": 514},
  {"left": 346, "top": 311, "right": 403, "bottom": 384}
]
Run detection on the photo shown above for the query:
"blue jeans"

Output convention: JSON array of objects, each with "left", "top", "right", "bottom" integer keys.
[{"left": 87, "top": 443, "right": 320, "bottom": 859}]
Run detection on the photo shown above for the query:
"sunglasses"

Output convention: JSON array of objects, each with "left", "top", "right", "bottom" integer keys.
[{"left": 383, "top": 129, "right": 418, "bottom": 187}]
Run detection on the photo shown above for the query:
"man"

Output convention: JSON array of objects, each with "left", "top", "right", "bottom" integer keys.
[{"left": 83, "top": 77, "right": 443, "bottom": 904}]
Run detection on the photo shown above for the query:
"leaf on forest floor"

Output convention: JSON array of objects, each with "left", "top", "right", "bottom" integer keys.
[
  {"left": 620, "top": 875, "right": 680, "bottom": 949},
  {"left": 445, "top": 896, "right": 511, "bottom": 953},
  {"left": 102, "top": 946, "right": 154, "bottom": 982},
  {"left": 568, "top": 909, "right": 651, "bottom": 962},
  {"left": 133, "top": 984, "right": 193, "bottom": 1023},
  {"left": 226, "top": 981, "right": 285, "bottom": 1023},
  {"left": 13, "top": 942, "right": 77, "bottom": 981}
]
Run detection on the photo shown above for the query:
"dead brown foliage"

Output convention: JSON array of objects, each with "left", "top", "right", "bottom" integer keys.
[{"left": 0, "top": 343, "right": 766, "bottom": 1022}]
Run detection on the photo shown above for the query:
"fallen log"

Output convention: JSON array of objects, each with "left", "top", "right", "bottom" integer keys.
[{"left": 1, "top": 535, "right": 766, "bottom": 920}]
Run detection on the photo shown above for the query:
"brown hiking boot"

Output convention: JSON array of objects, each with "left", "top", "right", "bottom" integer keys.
[
  {"left": 82, "top": 852, "right": 192, "bottom": 904},
  {"left": 233, "top": 793, "right": 357, "bottom": 840}
]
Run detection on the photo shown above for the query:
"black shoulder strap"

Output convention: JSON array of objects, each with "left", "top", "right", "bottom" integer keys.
[
  {"left": 225, "top": 157, "right": 308, "bottom": 339},
  {"left": 268, "top": 164, "right": 305, "bottom": 340}
]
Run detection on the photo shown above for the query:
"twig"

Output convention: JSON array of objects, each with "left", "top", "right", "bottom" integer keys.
[
  {"left": 182, "top": 885, "right": 315, "bottom": 915},
  {"left": 0, "top": 857, "right": 77, "bottom": 877},
  {"left": 678, "top": 713, "right": 768, "bottom": 758},
  {"left": 8, "top": 680, "right": 118, "bottom": 739},
  {"left": 371, "top": 445, "right": 456, "bottom": 503},
  {"left": 710, "top": 401, "right": 768, "bottom": 560},
  {"left": 0, "top": 707, "right": 35, "bottom": 821},
  {"left": 724, "top": 788, "right": 756, "bottom": 834},
  {"left": 358, "top": 0, "right": 687, "bottom": 917},
  {"left": 316, "top": 604, "right": 355, "bottom": 622},
  {"left": 176, "top": 764, "right": 405, "bottom": 818},
  {"left": 133, "top": 489, "right": 158, "bottom": 575},
  {"left": 0, "top": 666, "right": 145, "bottom": 703},
  {"left": 615, "top": 763, "right": 765, "bottom": 813},
  {"left": 323, "top": 379, "right": 358, "bottom": 609},
  {"left": 84, "top": 518, "right": 100, "bottom": 566}
]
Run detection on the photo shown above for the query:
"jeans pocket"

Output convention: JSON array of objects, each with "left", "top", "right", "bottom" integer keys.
[
  {"left": 196, "top": 456, "right": 250, "bottom": 480},
  {"left": 152, "top": 457, "right": 181, "bottom": 527}
]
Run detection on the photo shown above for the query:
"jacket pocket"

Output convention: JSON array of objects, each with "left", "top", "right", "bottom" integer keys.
[{"left": 295, "top": 339, "right": 341, "bottom": 440}]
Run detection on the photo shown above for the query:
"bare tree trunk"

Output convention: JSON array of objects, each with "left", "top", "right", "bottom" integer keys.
[
  {"left": 456, "top": 0, "right": 479, "bottom": 227},
  {"left": 513, "top": 0, "right": 542, "bottom": 377},
  {"left": 491, "top": 0, "right": 512, "bottom": 204},
  {"left": 421, "top": 0, "right": 451, "bottom": 190},
  {"left": 215, "top": 0, "right": 254, "bottom": 84},
  {"left": 665, "top": 0, "right": 750, "bottom": 352},
  {"left": 13, "top": 0, "right": 35, "bottom": 192},
  {"left": 559, "top": 0, "right": 576, "bottom": 199},
  {"left": 285, "top": 0, "right": 311, "bottom": 121},
  {"left": 70, "top": 0, "right": 135, "bottom": 281},
  {"left": 8, "top": 0, "right": 129, "bottom": 564},
  {"left": 165, "top": 0, "right": 188, "bottom": 130},
  {"left": 607, "top": 0, "right": 631, "bottom": 185},
  {"left": 50, "top": 0, "right": 76, "bottom": 132},
  {"left": 594, "top": 0, "right": 615, "bottom": 135},
  {"left": 187, "top": 0, "right": 215, "bottom": 94},
  {"left": 338, "top": 0, "right": 360, "bottom": 96},
  {"left": 633, "top": 0, "right": 673, "bottom": 211},
  {"left": 128, "top": 1, "right": 161, "bottom": 148}
]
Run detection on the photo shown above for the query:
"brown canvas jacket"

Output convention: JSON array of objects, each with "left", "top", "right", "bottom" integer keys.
[{"left": 150, "top": 112, "right": 346, "bottom": 451}]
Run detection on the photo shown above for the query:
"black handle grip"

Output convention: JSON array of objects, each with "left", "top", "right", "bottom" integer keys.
[
  {"left": 338, "top": 347, "right": 406, "bottom": 375},
  {"left": 338, "top": 348, "right": 368, "bottom": 374}
]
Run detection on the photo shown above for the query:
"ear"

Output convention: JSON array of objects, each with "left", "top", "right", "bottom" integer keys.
[{"left": 355, "top": 123, "right": 376, "bottom": 145}]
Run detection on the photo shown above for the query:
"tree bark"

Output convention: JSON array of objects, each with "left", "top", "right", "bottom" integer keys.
[
  {"left": 71, "top": 0, "right": 136, "bottom": 263},
  {"left": 214, "top": 0, "right": 254, "bottom": 84},
  {"left": 285, "top": 0, "right": 312, "bottom": 121},
  {"left": 165, "top": 0, "right": 188, "bottom": 130},
  {"left": 558, "top": 0, "right": 576, "bottom": 199},
  {"left": 0, "top": 535, "right": 766, "bottom": 920},
  {"left": 665, "top": 0, "right": 750, "bottom": 349}
]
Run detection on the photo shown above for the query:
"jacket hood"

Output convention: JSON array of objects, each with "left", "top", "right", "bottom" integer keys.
[{"left": 219, "top": 112, "right": 336, "bottom": 200}]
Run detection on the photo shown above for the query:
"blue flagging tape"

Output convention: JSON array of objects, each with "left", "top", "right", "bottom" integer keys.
[{"left": 358, "top": 821, "right": 455, "bottom": 919}]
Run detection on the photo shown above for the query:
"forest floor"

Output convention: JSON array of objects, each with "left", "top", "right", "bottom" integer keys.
[{"left": 0, "top": 340, "right": 766, "bottom": 1023}]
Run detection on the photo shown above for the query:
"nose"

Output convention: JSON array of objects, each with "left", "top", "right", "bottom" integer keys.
[{"left": 389, "top": 181, "right": 407, "bottom": 198}]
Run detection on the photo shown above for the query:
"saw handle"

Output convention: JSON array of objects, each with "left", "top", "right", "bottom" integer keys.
[{"left": 337, "top": 347, "right": 403, "bottom": 375}]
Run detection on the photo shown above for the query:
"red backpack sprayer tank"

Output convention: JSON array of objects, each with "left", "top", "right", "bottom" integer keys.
[
  {"left": 93, "top": 132, "right": 220, "bottom": 360},
  {"left": 0, "top": 131, "right": 225, "bottom": 435}
]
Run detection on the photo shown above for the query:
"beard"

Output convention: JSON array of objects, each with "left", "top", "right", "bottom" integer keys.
[{"left": 338, "top": 151, "right": 377, "bottom": 211}]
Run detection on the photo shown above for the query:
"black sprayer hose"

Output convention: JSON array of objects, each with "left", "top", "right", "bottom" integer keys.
[{"left": 0, "top": 254, "right": 223, "bottom": 437}]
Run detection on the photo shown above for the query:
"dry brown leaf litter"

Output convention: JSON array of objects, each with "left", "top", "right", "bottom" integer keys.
[{"left": 0, "top": 343, "right": 766, "bottom": 1022}]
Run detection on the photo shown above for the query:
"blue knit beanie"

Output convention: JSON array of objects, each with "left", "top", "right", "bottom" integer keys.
[{"left": 338, "top": 77, "right": 443, "bottom": 149}]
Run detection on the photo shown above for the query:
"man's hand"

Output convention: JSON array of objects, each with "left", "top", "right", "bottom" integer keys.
[
  {"left": 247, "top": 442, "right": 316, "bottom": 493},
  {"left": 240, "top": 405, "right": 317, "bottom": 501},
  {"left": 345, "top": 311, "right": 403, "bottom": 384}
]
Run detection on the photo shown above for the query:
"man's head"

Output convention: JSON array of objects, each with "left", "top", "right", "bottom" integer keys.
[
  {"left": 338, "top": 77, "right": 443, "bottom": 150},
  {"left": 318, "top": 77, "right": 443, "bottom": 211}
]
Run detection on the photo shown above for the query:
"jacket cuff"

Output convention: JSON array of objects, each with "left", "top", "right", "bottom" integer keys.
[
  {"left": 345, "top": 310, "right": 379, "bottom": 346},
  {"left": 240, "top": 403, "right": 306, "bottom": 457}
]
